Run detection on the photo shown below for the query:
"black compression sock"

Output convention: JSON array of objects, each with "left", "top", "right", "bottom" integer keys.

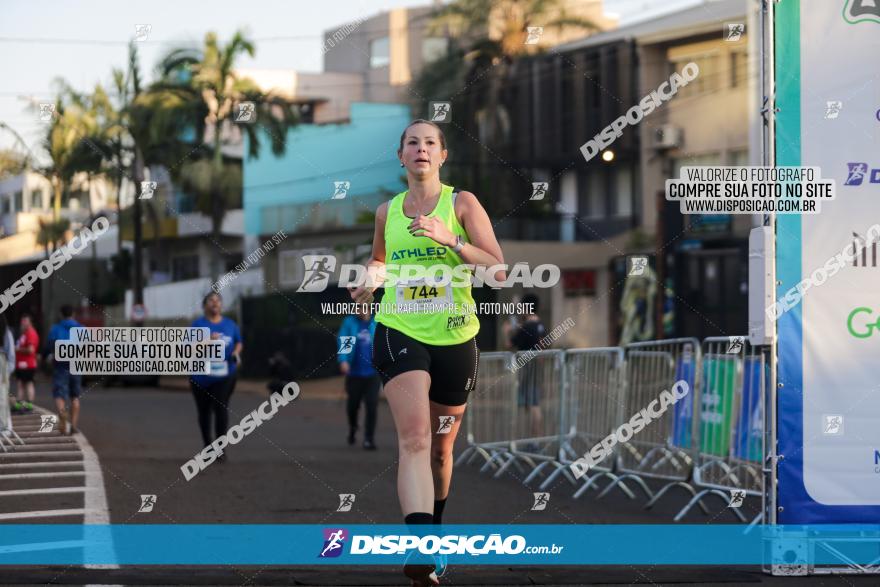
[
  {"left": 433, "top": 498, "right": 447, "bottom": 525},
  {"left": 404, "top": 512, "right": 433, "bottom": 525},
  {"left": 404, "top": 512, "right": 434, "bottom": 538}
]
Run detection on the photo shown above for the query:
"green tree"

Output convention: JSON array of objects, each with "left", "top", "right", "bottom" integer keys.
[
  {"left": 416, "top": 0, "right": 597, "bottom": 195},
  {"left": 150, "top": 30, "right": 299, "bottom": 280},
  {"left": 0, "top": 147, "right": 28, "bottom": 180}
]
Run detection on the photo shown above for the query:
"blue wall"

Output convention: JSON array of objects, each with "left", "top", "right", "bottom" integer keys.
[{"left": 243, "top": 102, "right": 411, "bottom": 235}]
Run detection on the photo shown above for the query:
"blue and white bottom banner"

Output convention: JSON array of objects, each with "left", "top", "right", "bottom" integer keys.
[{"left": 3, "top": 525, "right": 880, "bottom": 565}]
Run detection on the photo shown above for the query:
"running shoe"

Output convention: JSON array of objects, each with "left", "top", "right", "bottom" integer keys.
[
  {"left": 363, "top": 439, "right": 376, "bottom": 451},
  {"left": 403, "top": 550, "right": 439, "bottom": 586},
  {"left": 23, "top": 402, "right": 35, "bottom": 413},
  {"left": 434, "top": 552, "right": 448, "bottom": 577},
  {"left": 11, "top": 401, "right": 25, "bottom": 414}
]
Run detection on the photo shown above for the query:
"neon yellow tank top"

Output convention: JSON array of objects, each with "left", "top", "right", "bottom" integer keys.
[{"left": 375, "top": 184, "right": 480, "bottom": 345}]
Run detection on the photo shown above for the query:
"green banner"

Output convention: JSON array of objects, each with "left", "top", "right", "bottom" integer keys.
[{"left": 699, "top": 357, "right": 737, "bottom": 456}]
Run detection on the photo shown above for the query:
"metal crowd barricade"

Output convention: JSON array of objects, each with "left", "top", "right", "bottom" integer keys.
[
  {"left": 494, "top": 349, "right": 566, "bottom": 480},
  {"left": 0, "top": 355, "right": 23, "bottom": 452},
  {"left": 600, "top": 338, "right": 702, "bottom": 506},
  {"left": 673, "top": 336, "right": 766, "bottom": 523},
  {"left": 455, "top": 352, "right": 517, "bottom": 472},
  {"left": 547, "top": 348, "right": 636, "bottom": 498}
]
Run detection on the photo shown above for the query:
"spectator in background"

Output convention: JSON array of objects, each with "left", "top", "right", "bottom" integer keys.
[
  {"left": 337, "top": 308, "right": 379, "bottom": 450},
  {"left": 13, "top": 314, "right": 39, "bottom": 414},
  {"left": 506, "top": 294, "right": 546, "bottom": 447},
  {"left": 0, "top": 315, "right": 15, "bottom": 377},
  {"left": 267, "top": 351, "right": 294, "bottom": 396},
  {"left": 1, "top": 315, "right": 15, "bottom": 431},
  {"left": 189, "top": 292, "right": 242, "bottom": 462},
  {"left": 46, "top": 306, "right": 83, "bottom": 435}
]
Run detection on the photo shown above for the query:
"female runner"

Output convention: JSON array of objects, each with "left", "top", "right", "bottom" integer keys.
[{"left": 349, "top": 119, "right": 506, "bottom": 585}]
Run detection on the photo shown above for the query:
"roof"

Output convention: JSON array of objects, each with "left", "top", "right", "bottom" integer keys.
[{"left": 551, "top": 0, "right": 747, "bottom": 53}]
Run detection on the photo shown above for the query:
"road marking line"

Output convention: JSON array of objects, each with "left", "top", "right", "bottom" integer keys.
[
  {"left": 0, "top": 485, "right": 87, "bottom": 497},
  {"left": 0, "top": 508, "right": 87, "bottom": 520},
  {"left": 0, "top": 460, "right": 83, "bottom": 469},
  {"left": 70, "top": 415, "right": 118, "bottom": 569},
  {"left": 0, "top": 451, "right": 85, "bottom": 458},
  {"left": 0, "top": 471, "right": 85, "bottom": 480},
  {"left": 0, "top": 540, "right": 86, "bottom": 554},
  {"left": 13, "top": 444, "right": 80, "bottom": 450}
]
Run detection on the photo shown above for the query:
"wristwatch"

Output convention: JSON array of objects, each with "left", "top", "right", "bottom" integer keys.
[{"left": 451, "top": 235, "right": 465, "bottom": 253}]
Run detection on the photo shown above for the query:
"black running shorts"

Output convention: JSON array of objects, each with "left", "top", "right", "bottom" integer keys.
[{"left": 373, "top": 323, "right": 479, "bottom": 406}]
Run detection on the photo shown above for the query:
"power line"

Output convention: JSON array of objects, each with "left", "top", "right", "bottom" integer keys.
[{"left": 0, "top": 15, "right": 444, "bottom": 48}]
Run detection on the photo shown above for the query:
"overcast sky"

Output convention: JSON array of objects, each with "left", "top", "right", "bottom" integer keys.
[{"left": 0, "top": 0, "right": 700, "bottom": 154}]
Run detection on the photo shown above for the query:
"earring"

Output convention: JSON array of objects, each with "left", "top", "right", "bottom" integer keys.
[{"left": 400, "top": 162, "right": 404, "bottom": 167}]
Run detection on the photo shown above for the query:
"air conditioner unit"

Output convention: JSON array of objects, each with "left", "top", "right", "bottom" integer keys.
[{"left": 653, "top": 125, "right": 683, "bottom": 149}]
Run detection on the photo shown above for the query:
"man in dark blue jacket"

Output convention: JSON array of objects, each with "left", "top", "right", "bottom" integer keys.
[
  {"left": 46, "top": 305, "right": 82, "bottom": 435},
  {"left": 337, "top": 308, "right": 379, "bottom": 450}
]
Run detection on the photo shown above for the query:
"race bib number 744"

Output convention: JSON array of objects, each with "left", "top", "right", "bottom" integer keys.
[{"left": 395, "top": 279, "right": 454, "bottom": 310}]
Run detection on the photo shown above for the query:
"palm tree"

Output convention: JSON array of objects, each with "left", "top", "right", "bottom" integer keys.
[
  {"left": 28, "top": 82, "right": 103, "bottom": 330},
  {"left": 119, "top": 41, "right": 198, "bottom": 317},
  {"left": 36, "top": 217, "right": 70, "bottom": 260},
  {"left": 416, "top": 0, "right": 597, "bottom": 195},
  {"left": 33, "top": 81, "right": 96, "bottom": 222},
  {"left": 68, "top": 83, "right": 120, "bottom": 301},
  {"left": 149, "top": 30, "right": 299, "bottom": 281}
]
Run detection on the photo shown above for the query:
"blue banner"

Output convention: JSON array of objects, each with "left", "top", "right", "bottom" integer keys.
[
  {"left": 2, "top": 524, "right": 880, "bottom": 565},
  {"left": 672, "top": 355, "right": 696, "bottom": 447},
  {"left": 733, "top": 356, "right": 764, "bottom": 461},
  {"left": 774, "top": 0, "right": 880, "bottom": 523}
]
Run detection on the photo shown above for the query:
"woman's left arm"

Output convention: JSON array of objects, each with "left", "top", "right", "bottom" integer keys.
[
  {"left": 410, "top": 190, "right": 506, "bottom": 282},
  {"left": 455, "top": 191, "right": 506, "bottom": 283}
]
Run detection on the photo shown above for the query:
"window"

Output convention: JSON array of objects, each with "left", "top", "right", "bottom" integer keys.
[
  {"left": 225, "top": 254, "right": 244, "bottom": 273},
  {"left": 171, "top": 255, "right": 200, "bottom": 281},
  {"left": 614, "top": 167, "right": 633, "bottom": 217},
  {"left": 30, "top": 189, "right": 43, "bottom": 210},
  {"left": 422, "top": 37, "right": 448, "bottom": 64},
  {"left": 13, "top": 191, "right": 23, "bottom": 213},
  {"left": 671, "top": 53, "right": 718, "bottom": 99},
  {"left": 586, "top": 172, "right": 606, "bottom": 219},
  {"left": 672, "top": 153, "right": 731, "bottom": 235},
  {"left": 369, "top": 37, "right": 389, "bottom": 68},
  {"left": 730, "top": 49, "right": 748, "bottom": 88},
  {"left": 1, "top": 197, "right": 10, "bottom": 215}
]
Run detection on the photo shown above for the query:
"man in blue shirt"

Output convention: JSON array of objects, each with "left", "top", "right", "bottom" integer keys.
[
  {"left": 190, "top": 292, "right": 242, "bottom": 461},
  {"left": 337, "top": 308, "right": 379, "bottom": 450},
  {"left": 45, "top": 305, "right": 83, "bottom": 435}
]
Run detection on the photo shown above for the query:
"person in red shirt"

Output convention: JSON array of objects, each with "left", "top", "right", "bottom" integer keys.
[{"left": 14, "top": 314, "right": 39, "bottom": 413}]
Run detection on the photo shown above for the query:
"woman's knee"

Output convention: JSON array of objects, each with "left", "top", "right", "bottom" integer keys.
[
  {"left": 398, "top": 422, "right": 431, "bottom": 456},
  {"left": 431, "top": 444, "right": 453, "bottom": 467}
]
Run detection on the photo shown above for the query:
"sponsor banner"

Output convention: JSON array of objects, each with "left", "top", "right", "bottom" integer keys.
[
  {"left": 775, "top": 0, "right": 880, "bottom": 521},
  {"left": 3, "top": 524, "right": 880, "bottom": 565},
  {"left": 671, "top": 352, "right": 697, "bottom": 449},
  {"left": 733, "top": 357, "right": 765, "bottom": 462}
]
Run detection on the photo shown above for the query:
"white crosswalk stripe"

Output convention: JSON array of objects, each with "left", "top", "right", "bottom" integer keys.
[{"left": 1, "top": 406, "right": 116, "bottom": 566}]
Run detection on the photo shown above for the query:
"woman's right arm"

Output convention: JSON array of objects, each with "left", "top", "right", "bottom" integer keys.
[{"left": 350, "top": 202, "right": 388, "bottom": 303}]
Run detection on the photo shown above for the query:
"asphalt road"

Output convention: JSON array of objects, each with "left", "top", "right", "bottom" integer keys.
[{"left": 0, "top": 377, "right": 875, "bottom": 586}]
